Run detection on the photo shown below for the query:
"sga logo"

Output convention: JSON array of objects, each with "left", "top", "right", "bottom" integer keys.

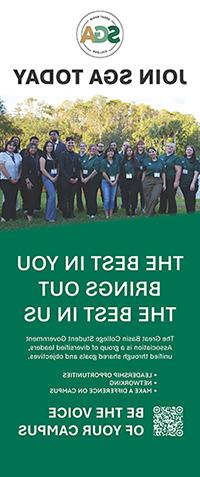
[{"left": 76, "top": 11, "right": 124, "bottom": 58}]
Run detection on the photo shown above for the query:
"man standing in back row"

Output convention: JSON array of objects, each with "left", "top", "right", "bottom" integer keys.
[{"left": 59, "top": 136, "right": 80, "bottom": 219}]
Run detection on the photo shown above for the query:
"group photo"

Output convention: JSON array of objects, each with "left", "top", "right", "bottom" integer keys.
[{"left": 0, "top": 96, "right": 200, "bottom": 228}]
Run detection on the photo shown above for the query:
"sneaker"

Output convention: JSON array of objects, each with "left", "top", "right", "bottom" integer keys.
[
  {"left": 1, "top": 217, "right": 6, "bottom": 223},
  {"left": 90, "top": 215, "right": 95, "bottom": 219},
  {"left": 141, "top": 208, "right": 145, "bottom": 214}
]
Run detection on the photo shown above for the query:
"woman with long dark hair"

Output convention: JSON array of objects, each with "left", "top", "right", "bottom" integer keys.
[
  {"left": 101, "top": 147, "right": 120, "bottom": 218},
  {"left": 180, "top": 145, "right": 200, "bottom": 213},
  {"left": 23, "top": 143, "right": 42, "bottom": 222},
  {"left": 0, "top": 140, "right": 22, "bottom": 222},
  {"left": 120, "top": 145, "right": 139, "bottom": 217},
  {"left": 135, "top": 140, "right": 149, "bottom": 214},
  {"left": 80, "top": 144, "right": 100, "bottom": 218},
  {"left": 40, "top": 141, "right": 58, "bottom": 222}
]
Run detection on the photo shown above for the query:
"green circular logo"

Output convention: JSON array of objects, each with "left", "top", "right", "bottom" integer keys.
[{"left": 76, "top": 11, "right": 124, "bottom": 58}]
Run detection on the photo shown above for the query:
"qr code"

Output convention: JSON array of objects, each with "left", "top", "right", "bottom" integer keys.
[{"left": 153, "top": 406, "right": 184, "bottom": 437}]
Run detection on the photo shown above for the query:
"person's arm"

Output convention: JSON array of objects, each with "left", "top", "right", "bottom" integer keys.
[
  {"left": 40, "top": 157, "right": 55, "bottom": 181},
  {"left": 111, "top": 173, "right": 119, "bottom": 186},
  {"left": 102, "top": 171, "right": 111, "bottom": 183},
  {"left": 162, "top": 172, "right": 166, "bottom": 191},
  {"left": 23, "top": 157, "right": 33, "bottom": 189},
  {"left": 190, "top": 170, "right": 199, "bottom": 191},
  {"left": 174, "top": 165, "right": 182, "bottom": 189},
  {"left": 142, "top": 171, "right": 146, "bottom": 182},
  {"left": 16, "top": 155, "right": 23, "bottom": 181},
  {"left": 0, "top": 160, "right": 17, "bottom": 183},
  {"left": 84, "top": 169, "right": 97, "bottom": 184}
]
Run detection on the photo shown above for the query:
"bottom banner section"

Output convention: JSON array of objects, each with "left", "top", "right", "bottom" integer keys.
[{"left": 1, "top": 214, "right": 199, "bottom": 476}]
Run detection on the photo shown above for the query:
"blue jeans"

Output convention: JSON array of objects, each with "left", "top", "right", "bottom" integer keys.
[
  {"left": 101, "top": 179, "right": 117, "bottom": 212},
  {"left": 42, "top": 175, "right": 57, "bottom": 221}
]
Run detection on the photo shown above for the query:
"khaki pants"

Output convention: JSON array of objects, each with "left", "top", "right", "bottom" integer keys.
[{"left": 143, "top": 176, "right": 162, "bottom": 216}]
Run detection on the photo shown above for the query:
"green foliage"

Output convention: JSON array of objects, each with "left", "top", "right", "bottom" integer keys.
[
  {"left": 0, "top": 98, "right": 20, "bottom": 149},
  {"left": 3, "top": 96, "right": 200, "bottom": 154}
]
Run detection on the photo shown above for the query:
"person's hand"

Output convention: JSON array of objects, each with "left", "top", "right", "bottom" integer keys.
[
  {"left": 174, "top": 180, "right": 179, "bottom": 189},
  {"left": 70, "top": 178, "right": 78, "bottom": 184},
  {"left": 110, "top": 180, "right": 117, "bottom": 187},
  {"left": 163, "top": 184, "right": 166, "bottom": 191},
  {"left": 26, "top": 180, "right": 33, "bottom": 190},
  {"left": 10, "top": 178, "right": 18, "bottom": 184},
  {"left": 190, "top": 183, "right": 195, "bottom": 191}
]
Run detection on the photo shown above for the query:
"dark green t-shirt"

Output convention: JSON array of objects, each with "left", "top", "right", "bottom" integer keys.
[
  {"left": 79, "top": 153, "right": 87, "bottom": 166},
  {"left": 101, "top": 159, "right": 120, "bottom": 180},
  {"left": 180, "top": 157, "right": 200, "bottom": 187},
  {"left": 121, "top": 159, "right": 139, "bottom": 179},
  {"left": 135, "top": 152, "right": 149, "bottom": 171},
  {"left": 144, "top": 158, "right": 165, "bottom": 177},
  {"left": 79, "top": 155, "right": 100, "bottom": 177},
  {"left": 159, "top": 153, "right": 181, "bottom": 181}
]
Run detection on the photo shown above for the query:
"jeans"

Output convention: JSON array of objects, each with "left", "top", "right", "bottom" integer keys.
[
  {"left": 101, "top": 179, "right": 117, "bottom": 212},
  {"left": 42, "top": 175, "right": 57, "bottom": 221}
]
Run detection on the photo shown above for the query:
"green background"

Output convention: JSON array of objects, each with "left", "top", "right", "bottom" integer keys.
[{"left": 1, "top": 214, "right": 199, "bottom": 476}]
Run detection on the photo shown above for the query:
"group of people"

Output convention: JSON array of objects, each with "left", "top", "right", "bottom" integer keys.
[{"left": 0, "top": 130, "right": 199, "bottom": 223}]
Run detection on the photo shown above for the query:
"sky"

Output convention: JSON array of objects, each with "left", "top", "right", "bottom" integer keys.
[{"left": 1, "top": 0, "right": 199, "bottom": 121}]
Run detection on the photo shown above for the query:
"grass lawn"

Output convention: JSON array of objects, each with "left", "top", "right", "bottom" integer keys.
[{"left": 0, "top": 189, "right": 200, "bottom": 231}]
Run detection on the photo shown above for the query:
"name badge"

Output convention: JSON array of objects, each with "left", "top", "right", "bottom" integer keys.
[
  {"left": 83, "top": 169, "right": 88, "bottom": 175},
  {"left": 183, "top": 169, "right": 188, "bottom": 175},
  {"left": 126, "top": 173, "right": 132, "bottom": 179},
  {"left": 51, "top": 168, "right": 57, "bottom": 175},
  {"left": 154, "top": 172, "right": 160, "bottom": 178},
  {"left": 110, "top": 175, "right": 115, "bottom": 182}
]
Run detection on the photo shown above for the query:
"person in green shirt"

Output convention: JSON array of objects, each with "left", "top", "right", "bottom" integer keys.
[
  {"left": 110, "top": 141, "right": 122, "bottom": 165},
  {"left": 80, "top": 144, "right": 100, "bottom": 218},
  {"left": 101, "top": 147, "right": 120, "bottom": 218},
  {"left": 179, "top": 145, "right": 200, "bottom": 213},
  {"left": 159, "top": 142, "right": 182, "bottom": 214},
  {"left": 96, "top": 142, "right": 105, "bottom": 206},
  {"left": 135, "top": 140, "right": 149, "bottom": 214},
  {"left": 120, "top": 145, "right": 139, "bottom": 217},
  {"left": 110, "top": 141, "right": 122, "bottom": 212},
  {"left": 142, "top": 147, "right": 166, "bottom": 216},
  {"left": 75, "top": 142, "right": 87, "bottom": 213},
  {"left": 118, "top": 140, "right": 131, "bottom": 208}
]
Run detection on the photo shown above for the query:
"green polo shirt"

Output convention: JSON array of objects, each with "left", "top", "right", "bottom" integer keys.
[
  {"left": 79, "top": 153, "right": 87, "bottom": 166},
  {"left": 114, "top": 152, "right": 123, "bottom": 165},
  {"left": 144, "top": 158, "right": 165, "bottom": 177},
  {"left": 159, "top": 153, "right": 181, "bottom": 181},
  {"left": 180, "top": 157, "right": 200, "bottom": 187},
  {"left": 135, "top": 152, "right": 149, "bottom": 171},
  {"left": 80, "top": 155, "right": 100, "bottom": 177},
  {"left": 122, "top": 159, "right": 138, "bottom": 179},
  {"left": 101, "top": 158, "right": 120, "bottom": 180}
]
